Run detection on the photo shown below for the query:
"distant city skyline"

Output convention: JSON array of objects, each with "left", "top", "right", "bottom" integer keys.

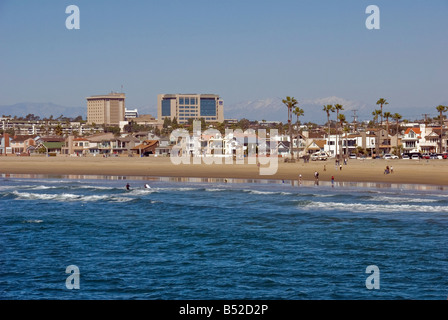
[{"left": 0, "top": 0, "right": 447, "bottom": 123}]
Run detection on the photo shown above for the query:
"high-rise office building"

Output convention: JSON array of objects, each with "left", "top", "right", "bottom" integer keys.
[
  {"left": 87, "top": 92, "right": 125, "bottom": 125},
  {"left": 157, "top": 94, "right": 224, "bottom": 124}
]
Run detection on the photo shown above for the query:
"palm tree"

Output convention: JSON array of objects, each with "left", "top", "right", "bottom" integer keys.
[
  {"left": 376, "top": 98, "right": 388, "bottom": 127},
  {"left": 293, "top": 106, "right": 305, "bottom": 159},
  {"left": 383, "top": 111, "right": 391, "bottom": 134},
  {"left": 392, "top": 113, "right": 402, "bottom": 156},
  {"left": 436, "top": 105, "right": 448, "bottom": 152},
  {"left": 282, "top": 96, "right": 298, "bottom": 158},
  {"left": 343, "top": 124, "right": 350, "bottom": 157},
  {"left": 372, "top": 109, "right": 382, "bottom": 156},
  {"left": 334, "top": 104, "right": 344, "bottom": 159},
  {"left": 372, "top": 109, "right": 382, "bottom": 126},
  {"left": 322, "top": 104, "right": 335, "bottom": 139},
  {"left": 337, "top": 113, "right": 346, "bottom": 158}
]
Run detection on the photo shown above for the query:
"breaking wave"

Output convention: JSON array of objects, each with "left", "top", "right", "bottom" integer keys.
[
  {"left": 11, "top": 191, "right": 133, "bottom": 202},
  {"left": 302, "top": 201, "right": 448, "bottom": 213}
]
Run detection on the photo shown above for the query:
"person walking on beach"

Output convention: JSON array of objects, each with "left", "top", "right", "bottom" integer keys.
[
  {"left": 314, "top": 171, "right": 319, "bottom": 185},
  {"left": 390, "top": 166, "right": 394, "bottom": 174},
  {"left": 331, "top": 176, "right": 335, "bottom": 187},
  {"left": 298, "top": 174, "right": 302, "bottom": 186}
]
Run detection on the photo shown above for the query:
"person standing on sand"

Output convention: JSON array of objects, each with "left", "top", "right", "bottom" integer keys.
[
  {"left": 298, "top": 174, "right": 302, "bottom": 186},
  {"left": 390, "top": 166, "right": 394, "bottom": 174},
  {"left": 331, "top": 176, "right": 335, "bottom": 187}
]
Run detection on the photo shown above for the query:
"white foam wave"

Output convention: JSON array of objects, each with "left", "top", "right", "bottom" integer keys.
[
  {"left": 12, "top": 191, "right": 131, "bottom": 202},
  {"left": 302, "top": 201, "right": 448, "bottom": 213},
  {"left": 30, "top": 185, "right": 56, "bottom": 190},
  {"left": 242, "top": 189, "right": 279, "bottom": 195},
  {"left": 205, "top": 188, "right": 226, "bottom": 192},
  {"left": 371, "top": 196, "right": 438, "bottom": 204},
  {"left": 152, "top": 187, "right": 199, "bottom": 192},
  {"left": 23, "top": 219, "right": 43, "bottom": 223},
  {"left": 127, "top": 189, "right": 154, "bottom": 196},
  {"left": 77, "top": 185, "right": 116, "bottom": 190}
]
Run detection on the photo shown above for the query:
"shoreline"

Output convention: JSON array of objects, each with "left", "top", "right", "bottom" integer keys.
[
  {"left": 1, "top": 156, "right": 448, "bottom": 190},
  {"left": 2, "top": 173, "right": 448, "bottom": 191}
]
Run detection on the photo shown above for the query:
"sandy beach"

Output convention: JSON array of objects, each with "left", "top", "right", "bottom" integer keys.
[{"left": 1, "top": 155, "right": 448, "bottom": 186}]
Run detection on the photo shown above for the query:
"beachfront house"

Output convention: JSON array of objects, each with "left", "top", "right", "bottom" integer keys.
[
  {"left": 111, "top": 135, "right": 141, "bottom": 155},
  {"left": 84, "top": 132, "right": 116, "bottom": 155},
  {"left": 7, "top": 135, "right": 36, "bottom": 155},
  {"left": 35, "top": 140, "right": 65, "bottom": 155},
  {"left": 62, "top": 136, "right": 91, "bottom": 156},
  {"left": 306, "top": 139, "right": 326, "bottom": 155},
  {"left": 277, "top": 141, "right": 291, "bottom": 157},
  {"left": 402, "top": 127, "right": 422, "bottom": 154},
  {"left": 131, "top": 140, "right": 160, "bottom": 156},
  {"left": 0, "top": 133, "right": 13, "bottom": 155},
  {"left": 402, "top": 125, "right": 447, "bottom": 154}
]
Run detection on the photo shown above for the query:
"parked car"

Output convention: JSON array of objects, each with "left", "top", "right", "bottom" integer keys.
[
  {"left": 383, "top": 153, "right": 398, "bottom": 160},
  {"left": 443, "top": 153, "right": 448, "bottom": 159},
  {"left": 402, "top": 154, "right": 410, "bottom": 159},
  {"left": 349, "top": 153, "right": 357, "bottom": 159},
  {"left": 422, "top": 153, "right": 430, "bottom": 159},
  {"left": 411, "top": 154, "right": 420, "bottom": 160},
  {"left": 311, "top": 151, "right": 329, "bottom": 161}
]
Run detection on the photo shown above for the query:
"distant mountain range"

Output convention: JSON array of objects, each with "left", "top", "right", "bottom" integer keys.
[
  {"left": 0, "top": 97, "right": 371, "bottom": 124},
  {"left": 0, "top": 103, "right": 85, "bottom": 119},
  {"left": 224, "top": 96, "right": 370, "bottom": 124}
]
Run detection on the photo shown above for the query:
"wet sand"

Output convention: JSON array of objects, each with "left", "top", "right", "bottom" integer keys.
[{"left": 1, "top": 155, "right": 448, "bottom": 187}]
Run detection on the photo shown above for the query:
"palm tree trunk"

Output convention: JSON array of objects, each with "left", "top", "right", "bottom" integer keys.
[
  {"left": 440, "top": 111, "right": 443, "bottom": 153},
  {"left": 327, "top": 115, "right": 331, "bottom": 155},
  {"left": 289, "top": 110, "right": 292, "bottom": 159},
  {"left": 335, "top": 111, "right": 339, "bottom": 159},
  {"left": 296, "top": 115, "right": 300, "bottom": 160}
]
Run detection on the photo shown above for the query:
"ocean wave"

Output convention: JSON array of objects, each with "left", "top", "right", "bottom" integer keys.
[
  {"left": 368, "top": 196, "right": 439, "bottom": 204},
  {"left": 11, "top": 191, "right": 132, "bottom": 203},
  {"left": 205, "top": 188, "right": 226, "bottom": 192},
  {"left": 242, "top": 189, "right": 284, "bottom": 195},
  {"left": 302, "top": 201, "right": 448, "bottom": 213},
  {"left": 23, "top": 219, "right": 44, "bottom": 223}
]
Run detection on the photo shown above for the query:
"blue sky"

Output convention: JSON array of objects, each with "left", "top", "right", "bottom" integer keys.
[{"left": 0, "top": 0, "right": 447, "bottom": 121}]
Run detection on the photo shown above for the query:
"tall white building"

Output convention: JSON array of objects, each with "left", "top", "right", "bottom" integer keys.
[
  {"left": 125, "top": 108, "right": 139, "bottom": 119},
  {"left": 157, "top": 94, "right": 224, "bottom": 124},
  {"left": 87, "top": 92, "right": 125, "bottom": 125}
]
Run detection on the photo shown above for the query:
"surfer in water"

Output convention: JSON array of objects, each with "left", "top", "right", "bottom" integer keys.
[
  {"left": 144, "top": 184, "right": 150, "bottom": 189},
  {"left": 126, "top": 183, "right": 131, "bottom": 191}
]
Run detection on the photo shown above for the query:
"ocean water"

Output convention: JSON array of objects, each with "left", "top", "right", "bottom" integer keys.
[{"left": 0, "top": 176, "right": 447, "bottom": 300}]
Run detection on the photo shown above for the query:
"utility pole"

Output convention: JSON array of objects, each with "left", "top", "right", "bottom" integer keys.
[
  {"left": 352, "top": 109, "right": 358, "bottom": 132},
  {"left": 422, "top": 114, "right": 430, "bottom": 126}
]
